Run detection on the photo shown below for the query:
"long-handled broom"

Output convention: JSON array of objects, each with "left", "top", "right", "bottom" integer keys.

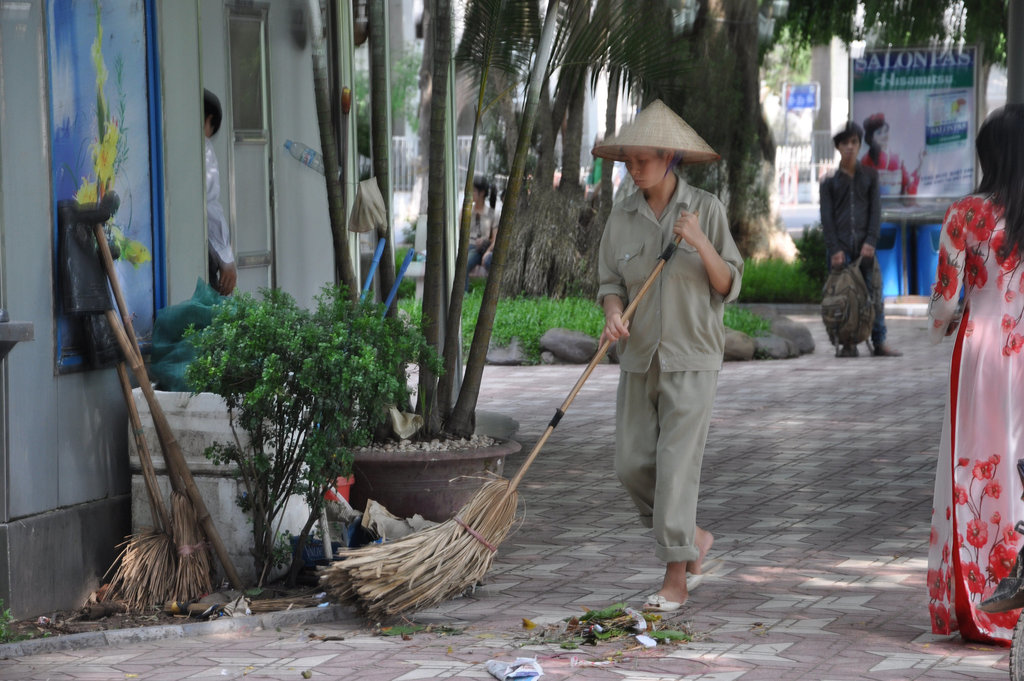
[
  {"left": 322, "top": 232, "right": 688, "bottom": 619},
  {"left": 81, "top": 194, "right": 245, "bottom": 597},
  {"left": 104, "top": 362, "right": 178, "bottom": 611}
]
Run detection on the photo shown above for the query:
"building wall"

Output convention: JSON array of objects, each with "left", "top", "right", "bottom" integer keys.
[
  {"left": 0, "top": 0, "right": 344, "bottom": 618},
  {"left": 199, "top": 0, "right": 336, "bottom": 310},
  {"left": 0, "top": 0, "right": 130, "bottom": 618}
]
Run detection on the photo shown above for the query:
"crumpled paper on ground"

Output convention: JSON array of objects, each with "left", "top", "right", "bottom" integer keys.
[
  {"left": 221, "top": 594, "right": 251, "bottom": 617},
  {"left": 485, "top": 657, "right": 543, "bottom": 680}
]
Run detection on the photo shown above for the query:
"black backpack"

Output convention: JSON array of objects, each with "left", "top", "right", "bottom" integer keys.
[{"left": 820, "top": 256, "right": 876, "bottom": 352}]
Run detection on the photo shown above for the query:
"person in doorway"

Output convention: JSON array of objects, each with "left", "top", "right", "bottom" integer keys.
[
  {"left": 861, "top": 112, "right": 923, "bottom": 196},
  {"left": 820, "top": 121, "right": 901, "bottom": 357},
  {"left": 204, "top": 89, "right": 236, "bottom": 295},
  {"left": 593, "top": 100, "right": 743, "bottom": 612},
  {"left": 927, "top": 104, "right": 1024, "bottom": 645}
]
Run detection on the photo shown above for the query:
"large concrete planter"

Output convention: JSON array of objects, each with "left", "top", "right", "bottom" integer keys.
[{"left": 350, "top": 439, "right": 520, "bottom": 522}]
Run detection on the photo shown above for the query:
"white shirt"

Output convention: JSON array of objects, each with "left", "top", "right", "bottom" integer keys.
[{"left": 205, "top": 138, "right": 234, "bottom": 265}]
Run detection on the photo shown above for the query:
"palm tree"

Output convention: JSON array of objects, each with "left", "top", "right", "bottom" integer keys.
[
  {"left": 499, "top": 0, "right": 688, "bottom": 298},
  {"left": 436, "top": 0, "right": 539, "bottom": 423},
  {"left": 306, "top": 0, "right": 358, "bottom": 298},
  {"left": 418, "top": 0, "right": 454, "bottom": 435},
  {"left": 367, "top": 0, "right": 397, "bottom": 313},
  {"left": 424, "top": 0, "right": 690, "bottom": 436},
  {"left": 414, "top": 0, "right": 559, "bottom": 438},
  {"left": 444, "top": 0, "right": 561, "bottom": 436}
]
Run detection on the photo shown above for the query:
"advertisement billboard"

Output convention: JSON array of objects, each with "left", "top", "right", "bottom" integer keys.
[{"left": 851, "top": 46, "right": 977, "bottom": 199}]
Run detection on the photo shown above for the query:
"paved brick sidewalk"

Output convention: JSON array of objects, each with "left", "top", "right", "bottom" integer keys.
[{"left": 0, "top": 312, "right": 1012, "bottom": 680}]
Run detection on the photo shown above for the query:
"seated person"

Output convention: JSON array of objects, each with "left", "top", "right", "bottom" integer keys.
[{"left": 467, "top": 176, "right": 495, "bottom": 282}]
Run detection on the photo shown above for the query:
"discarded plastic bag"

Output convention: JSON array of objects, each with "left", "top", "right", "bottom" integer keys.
[
  {"left": 485, "top": 657, "right": 543, "bottom": 680},
  {"left": 361, "top": 499, "right": 436, "bottom": 541}
]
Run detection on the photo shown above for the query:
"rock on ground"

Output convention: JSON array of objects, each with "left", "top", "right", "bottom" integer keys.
[{"left": 539, "top": 328, "right": 599, "bottom": 364}]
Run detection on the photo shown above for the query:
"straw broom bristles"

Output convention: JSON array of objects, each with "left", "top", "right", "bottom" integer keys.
[
  {"left": 106, "top": 528, "right": 177, "bottom": 612},
  {"left": 171, "top": 490, "right": 213, "bottom": 602},
  {"left": 321, "top": 478, "right": 519, "bottom": 619}
]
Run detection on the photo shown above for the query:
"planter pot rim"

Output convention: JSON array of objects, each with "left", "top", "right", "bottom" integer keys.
[{"left": 352, "top": 437, "right": 521, "bottom": 464}]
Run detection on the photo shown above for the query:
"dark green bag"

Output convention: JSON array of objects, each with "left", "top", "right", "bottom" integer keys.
[{"left": 148, "top": 278, "right": 222, "bottom": 391}]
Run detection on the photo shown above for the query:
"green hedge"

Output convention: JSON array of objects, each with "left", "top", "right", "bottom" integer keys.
[{"left": 399, "top": 289, "right": 771, "bottom": 365}]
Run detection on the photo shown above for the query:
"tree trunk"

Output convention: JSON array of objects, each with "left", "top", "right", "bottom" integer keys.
[
  {"left": 368, "top": 0, "right": 396, "bottom": 312},
  {"left": 447, "top": 0, "right": 561, "bottom": 437},
  {"left": 502, "top": 76, "right": 595, "bottom": 298},
  {"left": 559, "top": 86, "right": 585, "bottom": 198},
  {"left": 418, "top": 0, "right": 451, "bottom": 436},
  {"left": 534, "top": 89, "right": 557, "bottom": 193},
  {"left": 515, "top": 187, "right": 591, "bottom": 298},
  {"left": 596, "top": 70, "right": 619, "bottom": 227},
  {"left": 439, "top": 100, "right": 486, "bottom": 424},
  {"left": 417, "top": 5, "right": 433, "bottom": 216},
  {"left": 308, "top": 0, "right": 358, "bottom": 298},
  {"left": 491, "top": 70, "right": 519, "bottom": 173},
  {"left": 700, "top": 0, "right": 776, "bottom": 258}
]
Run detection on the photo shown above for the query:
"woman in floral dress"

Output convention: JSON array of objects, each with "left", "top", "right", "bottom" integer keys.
[{"left": 928, "top": 104, "right": 1024, "bottom": 644}]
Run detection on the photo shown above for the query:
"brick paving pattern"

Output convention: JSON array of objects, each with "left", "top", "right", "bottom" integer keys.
[{"left": 0, "top": 311, "right": 1012, "bottom": 680}]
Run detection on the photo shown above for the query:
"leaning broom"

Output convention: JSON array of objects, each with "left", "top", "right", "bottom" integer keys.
[{"left": 321, "top": 106, "right": 719, "bottom": 620}]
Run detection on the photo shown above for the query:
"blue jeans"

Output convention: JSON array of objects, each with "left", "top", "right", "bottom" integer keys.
[{"left": 466, "top": 247, "right": 486, "bottom": 290}]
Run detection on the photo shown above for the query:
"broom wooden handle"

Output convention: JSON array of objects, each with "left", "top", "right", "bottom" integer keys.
[
  {"left": 117, "top": 362, "right": 172, "bottom": 535},
  {"left": 103, "top": 309, "right": 244, "bottom": 591},
  {"left": 93, "top": 227, "right": 245, "bottom": 591},
  {"left": 505, "top": 234, "right": 685, "bottom": 497}
]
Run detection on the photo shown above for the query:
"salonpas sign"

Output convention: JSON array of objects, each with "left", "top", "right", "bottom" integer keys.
[
  {"left": 851, "top": 46, "right": 977, "bottom": 199},
  {"left": 853, "top": 49, "right": 975, "bottom": 93}
]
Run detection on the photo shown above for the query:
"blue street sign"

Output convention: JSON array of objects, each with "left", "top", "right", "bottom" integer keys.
[{"left": 785, "top": 83, "right": 819, "bottom": 110}]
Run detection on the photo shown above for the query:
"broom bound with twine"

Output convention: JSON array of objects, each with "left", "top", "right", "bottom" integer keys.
[
  {"left": 72, "top": 194, "right": 240, "bottom": 609},
  {"left": 321, "top": 234, "right": 686, "bottom": 620}
]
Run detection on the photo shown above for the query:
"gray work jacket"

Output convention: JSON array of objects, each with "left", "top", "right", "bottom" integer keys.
[{"left": 597, "top": 177, "right": 743, "bottom": 373}]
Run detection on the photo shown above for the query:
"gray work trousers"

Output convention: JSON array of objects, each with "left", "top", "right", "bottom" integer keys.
[{"left": 615, "top": 358, "right": 718, "bottom": 563}]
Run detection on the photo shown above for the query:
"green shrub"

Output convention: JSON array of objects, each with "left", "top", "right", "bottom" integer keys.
[
  {"left": 724, "top": 306, "right": 771, "bottom": 337},
  {"left": 459, "top": 290, "right": 605, "bottom": 363},
  {"left": 738, "top": 258, "right": 821, "bottom": 304},
  {"left": 186, "top": 286, "right": 439, "bottom": 584},
  {"left": 393, "top": 246, "right": 417, "bottom": 301},
  {"left": 795, "top": 224, "right": 828, "bottom": 291},
  {"left": 0, "top": 599, "right": 13, "bottom": 643}
]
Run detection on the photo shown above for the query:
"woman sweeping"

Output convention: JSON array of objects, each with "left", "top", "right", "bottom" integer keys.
[
  {"left": 928, "top": 104, "right": 1024, "bottom": 644},
  {"left": 593, "top": 100, "right": 743, "bottom": 612}
]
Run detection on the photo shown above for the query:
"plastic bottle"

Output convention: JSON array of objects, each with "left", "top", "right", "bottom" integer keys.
[{"left": 284, "top": 139, "right": 324, "bottom": 175}]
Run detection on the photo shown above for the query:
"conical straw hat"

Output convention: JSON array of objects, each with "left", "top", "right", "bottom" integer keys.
[{"left": 591, "top": 100, "right": 719, "bottom": 164}]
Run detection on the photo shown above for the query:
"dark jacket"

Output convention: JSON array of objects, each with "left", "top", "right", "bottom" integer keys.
[{"left": 819, "top": 163, "right": 880, "bottom": 258}]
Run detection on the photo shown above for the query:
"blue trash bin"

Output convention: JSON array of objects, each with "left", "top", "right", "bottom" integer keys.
[
  {"left": 875, "top": 222, "right": 903, "bottom": 297},
  {"left": 914, "top": 223, "right": 943, "bottom": 296}
]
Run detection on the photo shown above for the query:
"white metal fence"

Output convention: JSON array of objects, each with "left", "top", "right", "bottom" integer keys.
[
  {"left": 389, "top": 135, "right": 492, "bottom": 192},
  {"left": 397, "top": 132, "right": 832, "bottom": 206},
  {"left": 775, "top": 131, "right": 838, "bottom": 205}
]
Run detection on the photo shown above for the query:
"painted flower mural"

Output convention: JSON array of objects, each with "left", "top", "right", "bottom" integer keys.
[
  {"left": 48, "top": 0, "right": 159, "bottom": 364},
  {"left": 74, "top": 4, "right": 150, "bottom": 269}
]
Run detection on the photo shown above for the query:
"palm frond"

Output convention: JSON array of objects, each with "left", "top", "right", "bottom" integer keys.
[{"left": 455, "top": 0, "right": 539, "bottom": 81}]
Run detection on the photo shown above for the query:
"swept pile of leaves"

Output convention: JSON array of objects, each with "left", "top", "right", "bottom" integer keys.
[{"left": 521, "top": 602, "right": 700, "bottom": 650}]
